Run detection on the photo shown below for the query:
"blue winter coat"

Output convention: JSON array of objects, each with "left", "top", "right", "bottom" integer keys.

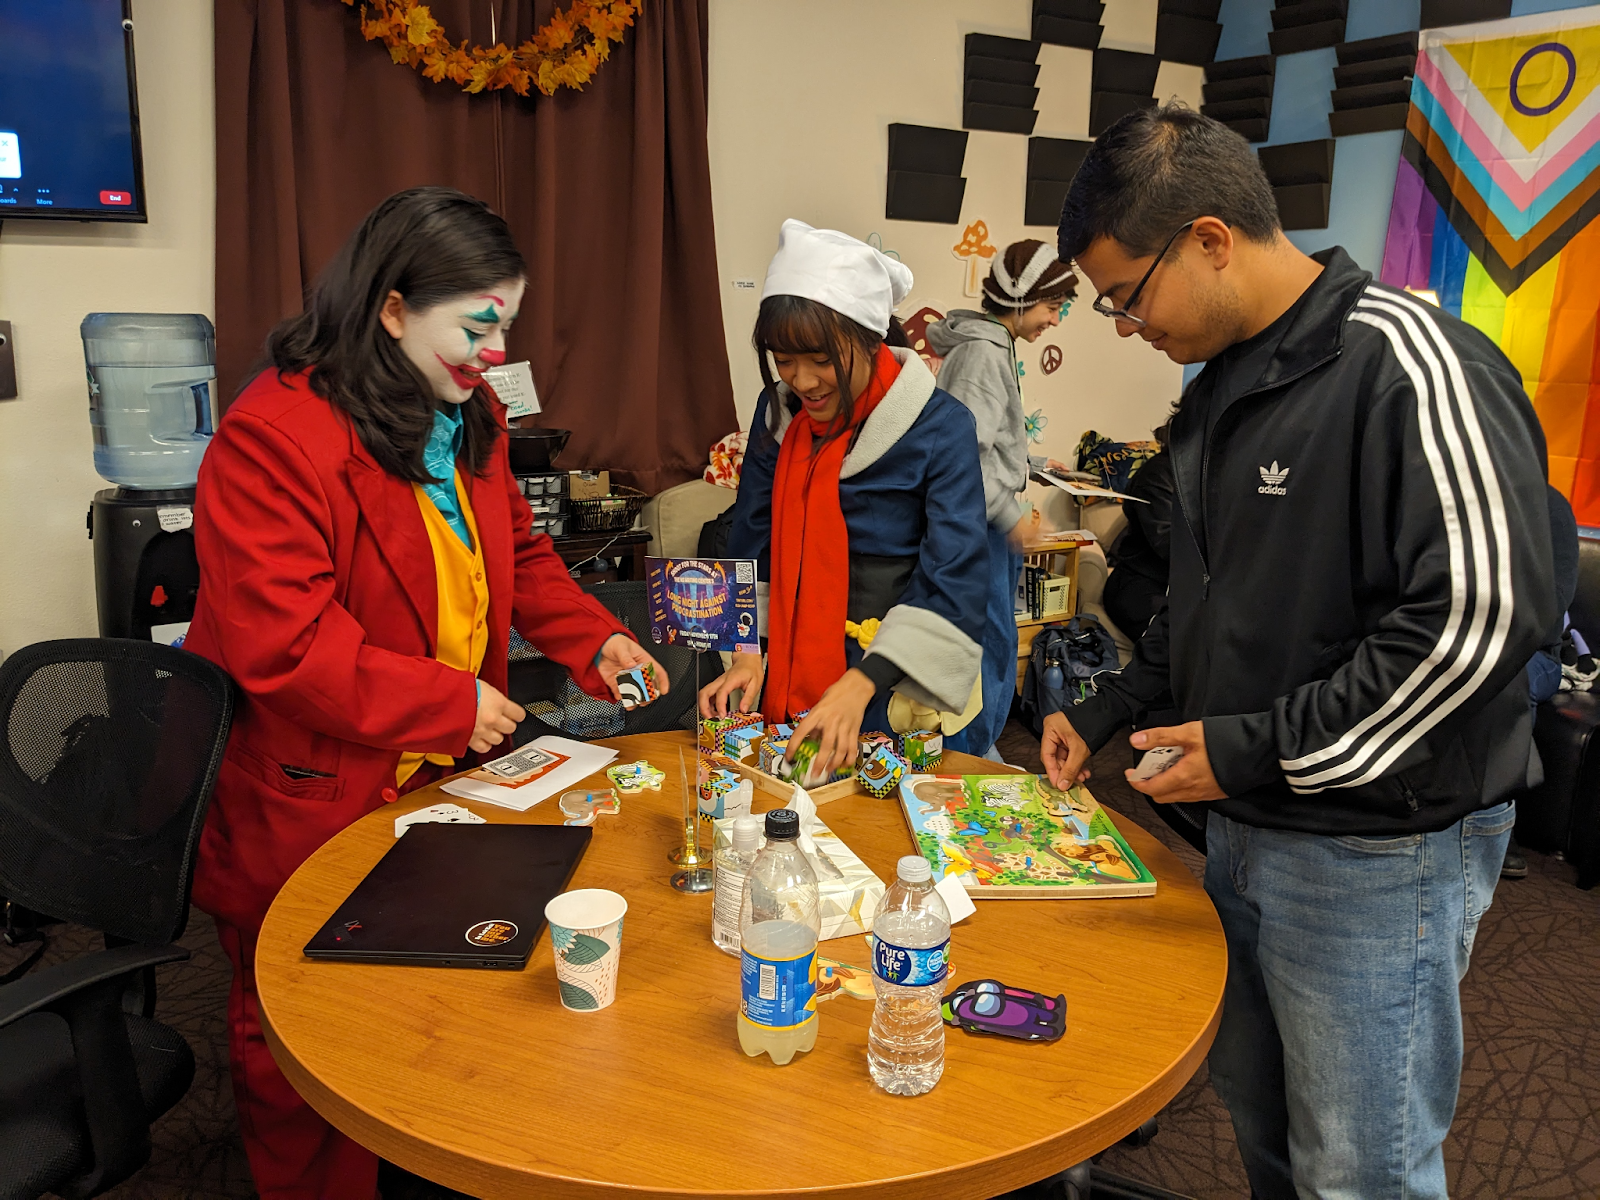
[{"left": 727, "top": 346, "right": 989, "bottom": 716}]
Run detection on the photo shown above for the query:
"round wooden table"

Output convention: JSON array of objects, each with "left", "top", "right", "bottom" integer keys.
[{"left": 256, "top": 731, "right": 1226, "bottom": 1200}]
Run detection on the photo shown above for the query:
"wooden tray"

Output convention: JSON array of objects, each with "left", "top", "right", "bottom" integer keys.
[{"left": 707, "top": 752, "right": 865, "bottom": 807}]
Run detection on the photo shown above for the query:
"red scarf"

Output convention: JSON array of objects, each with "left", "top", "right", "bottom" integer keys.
[{"left": 765, "top": 344, "right": 901, "bottom": 720}]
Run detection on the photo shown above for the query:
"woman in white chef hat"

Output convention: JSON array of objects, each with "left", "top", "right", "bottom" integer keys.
[{"left": 699, "top": 219, "right": 991, "bottom": 775}]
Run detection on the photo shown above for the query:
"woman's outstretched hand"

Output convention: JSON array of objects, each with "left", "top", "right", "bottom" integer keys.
[
  {"left": 789, "top": 668, "right": 876, "bottom": 777},
  {"left": 597, "top": 634, "right": 671, "bottom": 699},
  {"left": 699, "top": 651, "right": 763, "bottom": 718}
]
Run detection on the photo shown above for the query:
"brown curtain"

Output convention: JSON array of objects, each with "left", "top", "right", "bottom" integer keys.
[{"left": 214, "top": 0, "right": 735, "bottom": 493}]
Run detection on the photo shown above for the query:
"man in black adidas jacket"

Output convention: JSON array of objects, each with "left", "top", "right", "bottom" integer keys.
[{"left": 1046, "top": 105, "right": 1556, "bottom": 1200}]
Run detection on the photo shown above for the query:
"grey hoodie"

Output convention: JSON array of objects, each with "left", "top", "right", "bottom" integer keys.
[{"left": 926, "top": 310, "right": 1028, "bottom": 529}]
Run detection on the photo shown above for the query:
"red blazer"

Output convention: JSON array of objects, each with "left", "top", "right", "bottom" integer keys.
[{"left": 185, "top": 369, "right": 627, "bottom": 932}]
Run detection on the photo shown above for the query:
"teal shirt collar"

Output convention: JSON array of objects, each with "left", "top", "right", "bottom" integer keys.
[
  {"left": 425, "top": 405, "right": 465, "bottom": 479},
  {"left": 419, "top": 405, "right": 471, "bottom": 548}
]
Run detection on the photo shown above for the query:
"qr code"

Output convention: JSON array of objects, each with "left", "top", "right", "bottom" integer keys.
[
  {"left": 735, "top": 561, "right": 755, "bottom": 584},
  {"left": 759, "top": 963, "right": 776, "bottom": 1000}
]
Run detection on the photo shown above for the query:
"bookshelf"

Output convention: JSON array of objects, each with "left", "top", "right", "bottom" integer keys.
[{"left": 1013, "top": 540, "right": 1084, "bottom": 692}]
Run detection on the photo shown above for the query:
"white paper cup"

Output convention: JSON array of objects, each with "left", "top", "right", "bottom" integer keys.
[{"left": 543, "top": 889, "right": 628, "bottom": 1011}]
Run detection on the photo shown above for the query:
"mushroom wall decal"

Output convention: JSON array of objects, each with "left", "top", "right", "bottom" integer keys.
[{"left": 952, "top": 219, "right": 997, "bottom": 298}]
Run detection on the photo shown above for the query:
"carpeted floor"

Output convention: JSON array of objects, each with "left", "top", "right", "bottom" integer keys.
[
  {"left": 9, "top": 719, "right": 1598, "bottom": 1199},
  {"left": 993, "top": 722, "right": 1600, "bottom": 1200}
]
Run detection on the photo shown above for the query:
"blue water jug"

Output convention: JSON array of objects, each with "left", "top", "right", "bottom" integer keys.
[{"left": 81, "top": 313, "right": 216, "bottom": 489}]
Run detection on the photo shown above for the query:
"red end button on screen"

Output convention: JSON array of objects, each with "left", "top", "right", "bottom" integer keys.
[{"left": 100, "top": 190, "right": 132, "bottom": 206}]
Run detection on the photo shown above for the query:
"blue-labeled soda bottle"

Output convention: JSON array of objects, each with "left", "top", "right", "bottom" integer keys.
[
  {"left": 868, "top": 854, "right": 951, "bottom": 1094},
  {"left": 736, "top": 808, "right": 820, "bottom": 1064}
]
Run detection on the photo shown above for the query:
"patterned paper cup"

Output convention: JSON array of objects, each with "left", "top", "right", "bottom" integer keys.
[{"left": 543, "top": 889, "right": 628, "bottom": 1012}]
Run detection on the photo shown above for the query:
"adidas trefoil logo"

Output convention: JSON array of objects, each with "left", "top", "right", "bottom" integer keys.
[{"left": 1258, "top": 461, "right": 1290, "bottom": 496}]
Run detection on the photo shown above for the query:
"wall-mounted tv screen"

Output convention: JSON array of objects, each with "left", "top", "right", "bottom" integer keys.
[{"left": 0, "top": 0, "right": 146, "bottom": 222}]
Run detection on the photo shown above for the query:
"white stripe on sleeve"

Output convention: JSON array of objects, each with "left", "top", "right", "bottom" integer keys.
[{"left": 1279, "top": 287, "right": 1514, "bottom": 793}]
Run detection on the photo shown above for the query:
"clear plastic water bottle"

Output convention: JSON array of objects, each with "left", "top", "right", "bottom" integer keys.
[
  {"left": 713, "top": 815, "right": 761, "bottom": 956},
  {"left": 81, "top": 313, "right": 217, "bottom": 489},
  {"left": 737, "top": 809, "right": 820, "bottom": 1065},
  {"left": 868, "top": 855, "right": 951, "bottom": 1095}
]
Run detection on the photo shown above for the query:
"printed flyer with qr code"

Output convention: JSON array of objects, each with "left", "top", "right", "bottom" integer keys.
[{"left": 645, "top": 557, "right": 761, "bottom": 654}]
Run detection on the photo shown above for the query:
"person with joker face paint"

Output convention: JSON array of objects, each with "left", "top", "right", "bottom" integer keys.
[{"left": 183, "top": 188, "right": 666, "bottom": 1200}]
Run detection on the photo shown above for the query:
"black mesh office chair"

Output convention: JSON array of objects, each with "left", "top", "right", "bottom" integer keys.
[
  {"left": 507, "top": 581, "right": 722, "bottom": 741},
  {"left": 0, "top": 639, "right": 234, "bottom": 1199}
]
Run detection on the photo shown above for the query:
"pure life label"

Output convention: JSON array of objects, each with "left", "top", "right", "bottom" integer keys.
[{"left": 873, "top": 936, "right": 949, "bottom": 988}]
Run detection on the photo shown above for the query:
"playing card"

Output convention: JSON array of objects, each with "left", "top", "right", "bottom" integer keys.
[
  {"left": 1131, "top": 745, "right": 1185, "bottom": 780},
  {"left": 394, "top": 803, "right": 487, "bottom": 837}
]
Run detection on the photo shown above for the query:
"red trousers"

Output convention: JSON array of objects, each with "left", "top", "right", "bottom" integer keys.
[
  {"left": 216, "top": 919, "right": 379, "bottom": 1200},
  {"left": 213, "top": 761, "right": 449, "bottom": 1199}
]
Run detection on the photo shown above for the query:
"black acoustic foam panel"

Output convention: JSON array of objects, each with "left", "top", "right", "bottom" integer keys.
[
  {"left": 1092, "top": 47, "right": 1163, "bottom": 93},
  {"left": 1335, "top": 31, "right": 1418, "bottom": 65},
  {"left": 1203, "top": 54, "right": 1276, "bottom": 143},
  {"left": 1332, "top": 79, "right": 1412, "bottom": 109},
  {"left": 1090, "top": 91, "right": 1159, "bottom": 136},
  {"left": 964, "top": 34, "right": 1042, "bottom": 134},
  {"left": 1257, "top": 139, "right": 1336, "bottom": 186},
  {"left": 1271, "top": 0, "right": 1348, "bottom": 31},
  {"left": 1026, "top": 136, "right": 1093, "bottom": 226},
  {"left": 886, "top": 172, "right": 969, "bottom": 223},
  {"left": 1329, "top": 104, "right": 1411, "bottom": 135},
  {"left": 1269, "top": 19, "right": 1348, "bottom": 55},
  {"left": 888, "top": 124, "right": 968, "bottom": 175},
  {"left": 1273, "top": 182, "right": 1332, "bottom": 229},
  {"left": 1205, "top": 54, "right": 1275, "bottom": 81},
  {"left": 1155, "top": 13, "right": 1223, "bottom": 64},
  {"left": 1420, "top": 0, "right": 1511, "bottom": 27},
  {"left": 1333, "top": 54, "right": 1416, "bottom": 88},
  {"left": 885, "top": 124, "right": 969, "bottom": 224}
]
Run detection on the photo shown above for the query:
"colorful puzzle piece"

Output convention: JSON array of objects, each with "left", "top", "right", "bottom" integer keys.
[
  {"left": 605, "top": 760, "right": 665, "bottom": 793},
  {"left": 760, "top": 737, "right": 789, "bottom": 776},
  {"left": 559, "top": 789, "right": 621, "bottom": 827},
  {"left": 698, "top": 712, "right": 762, "bottom": 754},
  {"left": 775, "top": 737, "right": 832, "bottom": 788},
  {"left": 697, "top": 768, "right": 742, "bottom": 817},
  {"left": 721, "top": 724, "right": 764, "bottom": 761},
  {"left": 857, "top": 743, "right": 907, "bottom": 798},
  {"left": 859, "top": 731, "right": 896, "bottom": 762},
  {"left": 614, "top": 665, "right": 659, "bottom": 710},
  {"left": 900, "top": 728, "right": 944, "bottom": 771},
  {"left": 815, "top": 956, "right": 876, "bottom": 1003}
]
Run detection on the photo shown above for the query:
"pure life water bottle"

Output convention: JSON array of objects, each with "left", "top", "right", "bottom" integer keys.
[{"left": 869, "top": 855, "right": 951, "bottom": 1095}]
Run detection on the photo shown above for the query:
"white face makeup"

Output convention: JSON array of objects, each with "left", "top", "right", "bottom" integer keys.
[{"left": 380, "top": 277, "right": 527, "bottom": 404}]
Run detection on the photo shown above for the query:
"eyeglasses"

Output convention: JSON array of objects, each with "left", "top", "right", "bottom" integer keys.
[{"left": 1090, "top": 220, "right": 1198, "bottom": 328}]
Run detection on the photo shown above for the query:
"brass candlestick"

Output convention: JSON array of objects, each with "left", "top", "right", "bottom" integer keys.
[{"left": 669, "top": 746, "right": 712, "bottom": 893}]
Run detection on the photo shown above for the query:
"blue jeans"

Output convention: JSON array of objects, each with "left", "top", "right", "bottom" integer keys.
[{"left": 1204, "top": 803, "right": 1515, "bottom": 1199}]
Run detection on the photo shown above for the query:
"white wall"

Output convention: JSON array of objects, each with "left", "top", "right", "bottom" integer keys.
[
  {"left": 0, "top": 0, "right": 215, "bottom": 650},
  {"left": 706, "top": 0, "right": 1188, "bottom": 512}
]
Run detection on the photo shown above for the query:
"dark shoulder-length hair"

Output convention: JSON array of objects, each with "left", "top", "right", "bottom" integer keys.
[
  {"left": 751, "top": 296, "right": 889, "bottom": 451},
  {"left": 261, "top": 187, "right": 526, "bottom": 483}
]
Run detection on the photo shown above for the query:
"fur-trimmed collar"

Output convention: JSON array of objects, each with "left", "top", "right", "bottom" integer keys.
[{"left": 765, "top": 346, "right": 937, "bottom": 478}]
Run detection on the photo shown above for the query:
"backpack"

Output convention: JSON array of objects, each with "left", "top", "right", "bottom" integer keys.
[
  {"left": 698, "top": 505, "right": 734, "bottom": 558},
  {"left": 1019, "top": 615, "right": 1120, "bottom": 736}
]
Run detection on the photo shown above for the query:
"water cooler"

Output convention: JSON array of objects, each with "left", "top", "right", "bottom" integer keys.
[{"left": 83, "top": 314, "right": 217, "bottom": 644}]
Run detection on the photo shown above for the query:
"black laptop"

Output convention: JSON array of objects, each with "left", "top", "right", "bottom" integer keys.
[{"left": 303, "top": 823, "right": 591, "bottom": 968}]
